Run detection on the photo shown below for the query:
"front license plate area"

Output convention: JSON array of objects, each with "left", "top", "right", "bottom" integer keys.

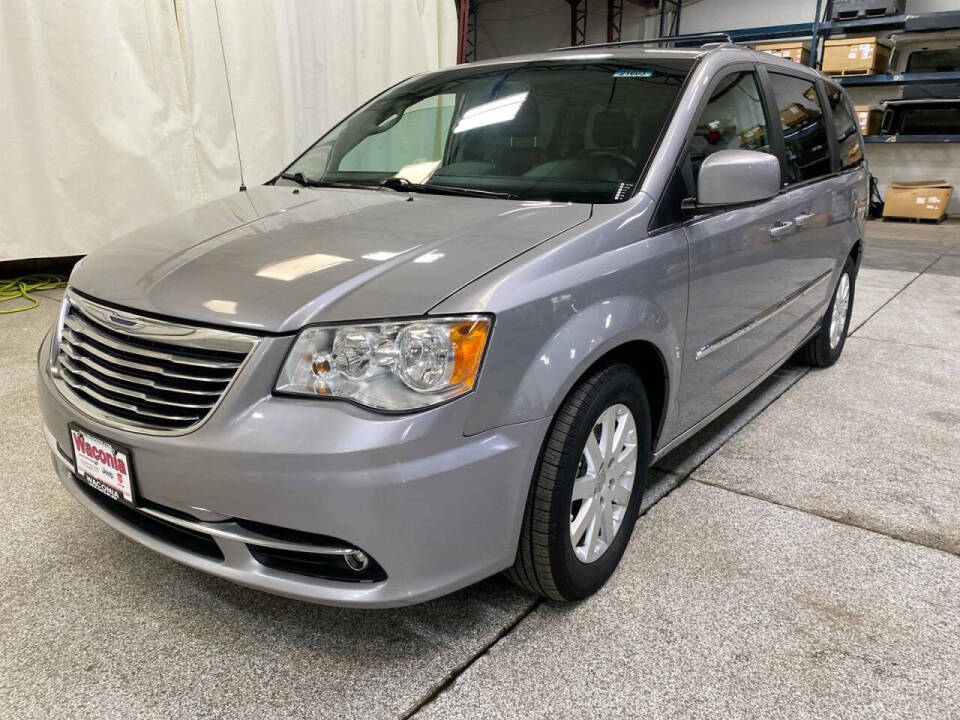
[{"left": 69, "top": 425, "right": 136, "bottom": 507}]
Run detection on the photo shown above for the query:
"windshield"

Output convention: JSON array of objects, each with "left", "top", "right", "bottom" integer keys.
[{"left": 283, "top": 58, "right": 695, "bottom": 203}]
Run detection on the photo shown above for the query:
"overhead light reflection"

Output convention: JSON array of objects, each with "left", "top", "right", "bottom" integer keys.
[
  {"left": 256, "top": 253, "right": 351, "bottom": 281},
  {"left": 202, "top": 299, "right": 237, "bottom": 315},
  {"left": 414, "top": 251, "right": 444, "bottom": 264},
  {"left": 362, "top": 251, "right": 404, "bottom": 262},
  {"left": 453, "top": 92, "right": 529, "bottom": 134}
]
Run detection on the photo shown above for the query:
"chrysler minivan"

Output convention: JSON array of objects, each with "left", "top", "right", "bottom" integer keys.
[{"left": 38, "top": 40, "right": 865, "bottom": 607}]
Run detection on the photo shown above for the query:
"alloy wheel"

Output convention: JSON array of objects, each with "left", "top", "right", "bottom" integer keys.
[
  {"left": 569, "top": 403, "right": 638, "bottom": 563},
  {"left": 829, "top": 272, "right": 850, "bottom": 349}
]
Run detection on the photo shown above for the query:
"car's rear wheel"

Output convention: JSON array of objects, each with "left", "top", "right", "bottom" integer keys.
[
  {"left": 506, "top": 363, "right": 650, "bottom": 601},
  {"left": 800, "top": 256, "right": 857, "bottom": 368}
]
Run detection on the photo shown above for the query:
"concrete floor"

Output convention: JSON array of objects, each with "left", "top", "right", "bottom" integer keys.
[{"left": 2, "top": 220, "right": 958, "bottom": 719}]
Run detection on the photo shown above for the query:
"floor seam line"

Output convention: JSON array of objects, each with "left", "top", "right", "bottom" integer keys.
[
  {"left": 850, "top": 253, "right": 943, "bottom": 336},
  {"left": 402, "top": 598, "right": 542, "bottom": 719},
  {"left": 402, "top": 369, "right": 815, "bottom": 717},
  {"left": 651, "top": 369, "right": 811, "bottom": 496},
  {"left": 35, "top": 293, "right": 65, "bottom": 305},
  {"left": 693, "top": 477, "right": 960, "bottom": 559},
  {"left": 848, "top": 336, "right": 960, "bottom": 354}
]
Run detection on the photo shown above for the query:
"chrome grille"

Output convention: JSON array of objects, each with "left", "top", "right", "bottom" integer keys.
[{"left": 52, "top": 291, "right": 258, "bottom": 434}]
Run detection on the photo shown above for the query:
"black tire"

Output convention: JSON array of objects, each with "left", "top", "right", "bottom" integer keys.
[
  {"left": 505, "top": 363, "right": 651, "bottom": 601},
  {"left": 800, "top": 257, "right": 857, "bottom": 368}
]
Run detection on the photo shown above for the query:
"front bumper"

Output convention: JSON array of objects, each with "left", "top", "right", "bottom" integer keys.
[{"left": 38, "top": 330, "right": 549, "bottom": 607}]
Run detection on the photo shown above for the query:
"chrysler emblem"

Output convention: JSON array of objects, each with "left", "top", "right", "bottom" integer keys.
[{"left": 108, "top": 314, "right": 141, "bottom": 329}]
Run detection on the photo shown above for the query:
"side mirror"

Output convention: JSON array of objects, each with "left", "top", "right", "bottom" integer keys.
[{"left": 688, "top": 149, "right": 781, "bottom": 210}]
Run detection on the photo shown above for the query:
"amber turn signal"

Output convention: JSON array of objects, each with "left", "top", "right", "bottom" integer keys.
[{"left": 449, "top": 319, "right": 491, "bottom": 389}]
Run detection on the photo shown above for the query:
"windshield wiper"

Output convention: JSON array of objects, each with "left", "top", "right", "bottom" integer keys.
[
  {"left": 278, "top": 172, "right": 373, "bottom": 191},
  {"left": 279, "top": 173, "right": 516, "bottom": 199},
  {"left": 377, "top": 176, "right": 517, "bottom": 200},
  {"left": 278, "top": 171, "right": 318, "bottom": 187}
]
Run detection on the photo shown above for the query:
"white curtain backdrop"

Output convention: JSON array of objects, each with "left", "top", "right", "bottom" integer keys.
[{"left": 0, "top": 0, "right": 457, "bottom": 262}]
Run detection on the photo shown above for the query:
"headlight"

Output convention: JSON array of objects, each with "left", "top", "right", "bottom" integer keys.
[{"left": 274, "top": 316, "right": 492, "bottom": 411}]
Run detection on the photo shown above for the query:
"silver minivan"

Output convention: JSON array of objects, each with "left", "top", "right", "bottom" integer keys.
[{"left": 37, "top": 41, "right": 865, "bottom": 607}]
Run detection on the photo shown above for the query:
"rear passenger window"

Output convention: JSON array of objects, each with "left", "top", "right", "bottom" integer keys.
[
  {"left": 826, "top": 82, "right": 863, "bottom": 169},
  {"left": 766, "top": 73, "right": 832, "bottom": 184},
  {"left": 689, "top": 71, "right": 770, "bottom": 183}
]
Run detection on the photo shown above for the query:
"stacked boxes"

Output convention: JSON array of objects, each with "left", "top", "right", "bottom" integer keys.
[
  {"left": 755, "top": 42, "right": 810, "bottom": 64},
  {"left": 822, "top": 37, "right": 891, "bottom": 75}
]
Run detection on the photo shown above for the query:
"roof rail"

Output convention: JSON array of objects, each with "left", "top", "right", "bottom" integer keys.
[{"left": 550, "top": 32, "right": 734, "bottom": 52}]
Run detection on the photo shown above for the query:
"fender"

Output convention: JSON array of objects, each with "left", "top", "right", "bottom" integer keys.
[
  {"left": 507, "top": 295, "right": 678, "bottom": 431},
  {"left": 461, "top": 291, "right": 684, "bottom": 436},
  {"left": 434, "top": 198, "right": 689, "bottom": 437}
]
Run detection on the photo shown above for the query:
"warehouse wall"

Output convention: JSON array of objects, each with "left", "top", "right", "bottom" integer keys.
[{"left": 473, "top": 0, "right": 652, "bottom": 58}]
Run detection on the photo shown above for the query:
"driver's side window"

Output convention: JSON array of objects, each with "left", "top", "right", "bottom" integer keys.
[
  {"left": 652, "top": 70, "right": 771, "bottom": 230},
  {"left": 689, "top": 71, "right": 770, "bottom": 184}
]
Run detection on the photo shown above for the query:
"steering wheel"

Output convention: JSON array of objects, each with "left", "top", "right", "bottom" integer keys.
[
  {"left": 586, "top": 150, "right": 637, "bottom": 168},
  {"left": 585, "top": 150, "right": 637, "bottom": 180}
]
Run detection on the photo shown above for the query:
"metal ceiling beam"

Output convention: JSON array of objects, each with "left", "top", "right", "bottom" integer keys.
[
  {"left": 607, "top": 0, "right": 624, "bottom": 43},
  {"left": 568, "top": 0, "right": 587, "bottom": 46},
  {"left": 456, "top": 0, "right": 470, "bottom": 63},
  {"left": 658, "top": 0, "right": 682, "bottom": 40},
  {"left": 456, "top": 0, "right": 478, "bottom": 64}
]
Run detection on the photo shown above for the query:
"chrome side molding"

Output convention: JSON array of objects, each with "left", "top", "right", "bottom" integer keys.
[{"left": 696, "top": 270, "right": 833, "bottom": 361}]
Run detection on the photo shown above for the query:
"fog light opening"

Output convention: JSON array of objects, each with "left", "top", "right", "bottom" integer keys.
[{"left": 345, "top": 551, "right": 369, "bottom": 572}]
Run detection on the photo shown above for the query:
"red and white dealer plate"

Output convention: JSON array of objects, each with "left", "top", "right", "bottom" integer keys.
[{"left": 70, "top": 426, "right": 136, "bottom": 507}]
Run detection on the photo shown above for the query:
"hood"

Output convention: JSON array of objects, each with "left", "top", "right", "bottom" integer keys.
[{"left": 70, "top": 185, "right": 591, "bottom": 333}]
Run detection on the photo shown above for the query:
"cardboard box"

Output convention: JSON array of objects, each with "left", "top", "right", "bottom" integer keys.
[
  {"left": 822, "top": 37, "right": 890, "bottom": 75},
  {"left": 739, "top": 125, "right": 767, "bottom": 150},
  {"left": 779, "top": 102, "right": 815, "bottom": 128},
  {"left": 845, "top": 141, "right": 864, "bottom": 166},
  {"left": 854, "top": 105, "right": 882, "bottom": 135},
  {"left": 883, "top": 180, "right": 953, "bottom": 220},
  {"left": 756, "top": 41, "right": 810, "bottom": 65}
]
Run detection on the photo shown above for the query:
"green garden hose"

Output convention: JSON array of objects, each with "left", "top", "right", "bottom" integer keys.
[{"left": 0, "top": 274, "right": 68, "bottom": 314}]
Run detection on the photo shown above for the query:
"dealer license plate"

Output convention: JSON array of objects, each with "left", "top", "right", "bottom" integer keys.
[{"left": 70, "top": 426, "right": 136, "bottom": 507}]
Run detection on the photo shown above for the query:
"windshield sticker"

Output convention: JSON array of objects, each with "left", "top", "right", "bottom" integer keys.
[{"left": 613, "top": 69, "right": 654, "bottom": 78}]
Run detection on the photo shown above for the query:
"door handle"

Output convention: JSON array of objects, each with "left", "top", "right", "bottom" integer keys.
[
  {"left": 769, "top": 220, "right": 794, "bottom": 239},
  {"left": 794, "top": 212, "right": 816, "bottom": 227}
]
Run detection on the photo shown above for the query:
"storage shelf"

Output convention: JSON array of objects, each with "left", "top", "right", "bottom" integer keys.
[
  {"left": 837, "top": 71, "right": 960, "bottom": 86},
  {"left": 864, "top": 134, "right": 960, "bottom": 143},
  {"left": 724, "top": 10, "right": 960, "bottom": 58},
  {"left": 903, "top": 9, "right": 960, "bottom": 32},
  {"left": 724, "top": 23, "right": 814, "bottom": 43},
  {"left": 820, "top": 14, "right": 906, "bottom": 35}
]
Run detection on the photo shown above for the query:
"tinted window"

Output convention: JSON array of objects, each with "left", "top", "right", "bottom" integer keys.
[
  {"left": 287, "top": 59, "right": 694, "bottom": 203},
  {"left": 689, "top": 71, "right": 770, "bottom": 184},
  {"left": 826, "top": 83, "right": 863, "bottom": 169},
  {"left": 906, "top": 48, "right": 960, "bottom": 72},
  {"left": 767, "top": 73, "right": 832, "bottom": 184}
]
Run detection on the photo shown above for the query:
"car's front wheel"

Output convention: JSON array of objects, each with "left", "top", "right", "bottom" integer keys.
[{"left": 506, "top": 363, "right": 650, "bottom": 601}]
